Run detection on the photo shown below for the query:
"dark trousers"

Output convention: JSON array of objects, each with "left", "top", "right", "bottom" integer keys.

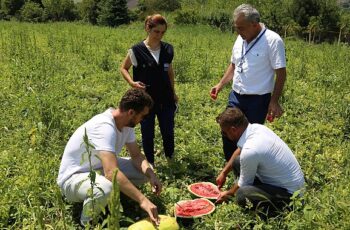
[
  {"left": 233, "top": 156, "right": 292, "bottom": 213},
  {"left": 141, "top": 103, "right": 175, "bottom": 164},
  {"left": 223, "top": 91, "right": 271, "bottom": 161}
]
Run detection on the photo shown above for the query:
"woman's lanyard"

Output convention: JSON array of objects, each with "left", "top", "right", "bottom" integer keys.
[{"left": 237, "top": 28, "right": 267, "bottom": 73}]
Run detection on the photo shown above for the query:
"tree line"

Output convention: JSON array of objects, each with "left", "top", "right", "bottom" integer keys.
[{"left": 1, "top": 0, "right": 350, "bottom": 43}]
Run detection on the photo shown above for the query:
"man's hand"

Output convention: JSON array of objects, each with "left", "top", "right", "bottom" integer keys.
[
  {"left": 216, "top": 190, "right": 233, "bottom": 204},
  {"left": 210, "top": 84, "right": 221, "bottom": 100},
  {"left": 267, "top": 100, "right": 283, "bottom": 121},
  {"left": 149, "top": 174, "right": 162, "bottom": 196},
  {"left": 139, "top": 197, "right": 160, "bottom": 225},
  {"left": 216, "top": 171, "right": 227, "bottom": 189}
]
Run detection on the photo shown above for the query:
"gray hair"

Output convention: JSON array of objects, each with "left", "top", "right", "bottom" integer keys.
[{"left": 233, "top": 4, "right": 260, "bottom": 23}]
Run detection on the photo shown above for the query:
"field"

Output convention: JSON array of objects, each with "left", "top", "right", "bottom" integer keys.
[{"left": 0, "top": 21, "right": 349, "bottom": 229}]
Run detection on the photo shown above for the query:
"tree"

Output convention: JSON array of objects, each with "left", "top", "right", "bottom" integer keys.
[
  {"left": 307, "top": 16, "right": 321, "bottom": 43},
  {"left": 0, "top": 0, "right": 25, "bottom": 18},
  {"left": 77, "top": 0, "right": 101, "bottom": 24},
  {"left": 338, "top": 11, "right": 350, "bottom": 44},
  {"left": 97, "top": 0, "right": 130, "bottom": 27},
  {"left": 137, "top": 0, "right": 181, "bottom": 14},
  {"left": 42, "top": 0, "right": 78, "bottom": 21},
  {"left": 290, "top": 0, "right": 320, "bottom": 27},
  {"left": 290, "top": 0, "right": 340, "bottom": 42},
  {"left": 20, "top": 1, "right": 44, "bottom": 22}
]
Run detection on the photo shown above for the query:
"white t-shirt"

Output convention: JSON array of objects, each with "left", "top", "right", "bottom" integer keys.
[
  {"left": 237, "top": 124, "right": 304, "bottom": 194},
  {"left": 57, "top": 108, "right": 136, "bottom": 188},
  {"left": 231, "top": 27, "right": 286, "bottom": 95}
]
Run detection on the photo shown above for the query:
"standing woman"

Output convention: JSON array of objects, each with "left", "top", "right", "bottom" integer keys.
[{"left": 120, "top": 14, "right": 178, "bottom": 167}]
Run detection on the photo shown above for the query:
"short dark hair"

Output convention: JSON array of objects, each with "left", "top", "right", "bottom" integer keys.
[
  {"left": 119, "top": 89, "right": 153, "bottom": 113},
  {"left": 216, "top": 107, "right": 248, "bottom": 128}
]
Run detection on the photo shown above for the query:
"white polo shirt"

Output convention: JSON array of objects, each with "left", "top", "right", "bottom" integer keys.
[
  {"left": 237, "top": 124, "right": 304, "bottom": 194},
  {"left": 231, "top": 27, "right": 286, "bottom": 95},
  {"left": 57, "top": 108, "right": 136, "bottom": 188}
]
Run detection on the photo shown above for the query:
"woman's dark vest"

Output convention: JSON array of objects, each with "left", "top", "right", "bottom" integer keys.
[{"left": 132, "top": 41, "right": 174, "bottom": 105}]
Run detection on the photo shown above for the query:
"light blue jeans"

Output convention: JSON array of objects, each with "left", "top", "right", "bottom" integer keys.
[{"left": 61, "top": 157, "right": 148, "bottom": 222}]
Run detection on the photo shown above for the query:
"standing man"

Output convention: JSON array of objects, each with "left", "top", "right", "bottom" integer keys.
[
  {"left": 215, "top": 107, "right": 304, "bottom": 214},
  {"left": 57, "top": 89, "right": 162, "bottom": 226},
  {"left": 210, "top": 4, "right": 287, "bottom": 161}
]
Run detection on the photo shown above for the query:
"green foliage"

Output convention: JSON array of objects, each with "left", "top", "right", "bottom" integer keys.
[
  {"left": 20, "top": 1, "right": 44, "bottom": 22},
  {"left": 174, "top": 10, "right": 199, "bottom": 25},
  {"left": 97, "top": 0, "right": 130, "bottom": 27},
  {"left": 289, "top": 0, "right": 320, "bottom": 27},
  {"left": 138, "top": 0, "right": 181, "bottom": 13},
  {"left": 41, "top": 0, "right": 78, "bottom": 21},
  {"left": 106, "top": 169, "right": 121, "bottom": 229},
  {"left": 0, "top": 0, "right": 24, "bottom": 18},
  {"left": 0, "top": 21, "right": 349, "bottom": 229},
  {"left": 77, "top": 0, "right": 100, "bottom": 24}
]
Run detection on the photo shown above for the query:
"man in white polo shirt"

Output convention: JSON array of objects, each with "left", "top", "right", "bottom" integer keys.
[
  {"left": 210, "top": 4, "right": 287, "bottom": 162},
  {"left": 57, "top": 89, "right": 162, "bottom": 226},
  {"left": 215, "top": 107, "right": 304, "bottom": 214}
]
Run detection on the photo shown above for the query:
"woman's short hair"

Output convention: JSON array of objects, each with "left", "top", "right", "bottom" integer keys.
[
  {"left": 119, "top": 89, "right": 153, "bottom": 113},
  {"left": 145, "top": 14, "right": 167, "bottom": 30},
  {"left": 233, "top": 4, "right": 260, "bottom": 23},
  {"left": 216, "top": 107, "right": 248, "bottom": 128}
]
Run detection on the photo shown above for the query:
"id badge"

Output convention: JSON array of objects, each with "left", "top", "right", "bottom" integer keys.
[
  {"left": 237, "top": 66, "right": 243, "bottom": 73},
  {"left": 164, "top": 63, "right": 169, "bottom": 71}
]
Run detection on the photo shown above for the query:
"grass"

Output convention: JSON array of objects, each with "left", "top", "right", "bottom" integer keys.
[{"left": 0, "top": 21, "right": 349, "bottom": 229}]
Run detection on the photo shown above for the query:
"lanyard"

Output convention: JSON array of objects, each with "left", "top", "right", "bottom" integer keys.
[{"left": 240, "top": 28, "right": 266, "bottom": 60}]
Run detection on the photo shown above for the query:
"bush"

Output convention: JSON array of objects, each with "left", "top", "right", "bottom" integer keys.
[
  {"left": 97, "top": 0, "right": 130, "bottom": 27},
  {"left": 42, "top": 0, "right": 78, "bottom": 21},
  {"left": 0, "top": 0, "right": 25, "bottom": 16},
  {"left": 174, "top": 10, "right": 199, "bottom": 25},
  {"left": 138, "top": 0, "right": 181, "bottom": 13},
  {"left": 202, "top": 10, "right": 231, "bottom": 31},
  {"left": 77, "top": 0, "right": 100, "bottom": 24},
  {"left": 20, "top": 2, "right": 44, "bottom": 22}
]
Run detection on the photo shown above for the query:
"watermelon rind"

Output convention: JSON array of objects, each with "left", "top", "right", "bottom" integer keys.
[
  {"left": 128, "top": 215, "right": 179, "bottom": 230},
  {"left": 187, "top": 182, "right": 220, "bottom": 199},
  {"left": 174, "top": 198, "right": 216, "bottom": 218}
]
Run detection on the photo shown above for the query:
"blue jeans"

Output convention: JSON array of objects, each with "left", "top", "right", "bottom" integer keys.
[
  {"left": 141, "top": 103, "right": 176, "bottom": 164},
  {"left": 223, "top": 90, "right": 271, "bottom": 161}
]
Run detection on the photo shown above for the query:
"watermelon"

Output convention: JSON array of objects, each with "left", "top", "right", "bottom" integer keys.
[
  {"left": 175, "top": 198, "right": 215, "bottom": 218},
  {"left": 188, "top": 182, "right": 220, "bottom": 199},
  {"left": 128, "top": 215, "right": 179, "bottom": 230}
]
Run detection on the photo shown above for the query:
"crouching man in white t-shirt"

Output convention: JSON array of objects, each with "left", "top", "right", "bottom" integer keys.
[
  {"left": 57, "top": 89, "right": 162, "bottom": 226},
  {"left": 215, "top": 107, "right": 305, "bottom": 215}
]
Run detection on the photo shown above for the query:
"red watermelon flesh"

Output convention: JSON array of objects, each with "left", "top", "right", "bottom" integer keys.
[
  {"left": 188, "top": 182, "right": 220, "bottom": 199},
  {"left": 175, "top": 198, "right": 215, "bottom": 218}
]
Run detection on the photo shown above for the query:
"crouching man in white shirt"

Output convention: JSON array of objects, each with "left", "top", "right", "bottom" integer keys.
[
  {"left": 57, "top": 89, "right": 162, "bottom": 226},
  {"left": 215, "top": 107, "right": 304, "bottom": 215}
]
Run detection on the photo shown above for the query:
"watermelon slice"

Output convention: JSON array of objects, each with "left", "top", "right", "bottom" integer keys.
[
  {"left": 175, "top": 198, "right": 215, "bottom": 218},
  {"left": 188, "top": 182, "right": 220, "bottom": 199}
]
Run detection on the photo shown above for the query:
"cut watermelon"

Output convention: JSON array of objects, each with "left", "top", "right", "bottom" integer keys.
[
  {"left": 175, "top": 198, "right": 215, "bottom": 218},
  {"left": 188, "top": 182, "right": 220, "bottom": 199}
]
